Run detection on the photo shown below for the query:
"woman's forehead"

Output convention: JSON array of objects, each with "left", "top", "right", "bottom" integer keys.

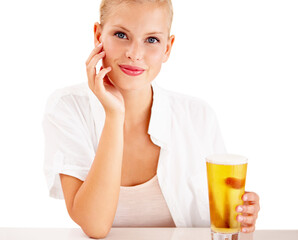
[{"left": 105, "top": 3, "right": 169, "bottom": 31}]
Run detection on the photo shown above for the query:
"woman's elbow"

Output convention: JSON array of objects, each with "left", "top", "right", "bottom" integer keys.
[{"left": 82, "top": 225, "right": 111, "bottom": 239}]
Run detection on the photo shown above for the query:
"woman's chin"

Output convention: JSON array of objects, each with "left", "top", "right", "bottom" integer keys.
[{"left": 113, "top": 80, "right": 147, "bottom": 92}]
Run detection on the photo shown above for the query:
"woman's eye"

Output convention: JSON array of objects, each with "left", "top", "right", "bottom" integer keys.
[
  {"left": 147, "top": 37, "right": 160, "bottom": 44},
  {"left": 114, "top": 32, "right": 160, "bottom": 44},
  {"left": 115, "top": 32, "right": 127, "bottom": 39}
]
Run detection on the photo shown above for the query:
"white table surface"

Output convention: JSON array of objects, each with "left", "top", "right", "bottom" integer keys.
[{"left": 0, "top": 227, "right": 297, "bottom": 240}]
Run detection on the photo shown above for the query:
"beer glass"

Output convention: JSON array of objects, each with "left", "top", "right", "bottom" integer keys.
[{"left": 206, "top": 154, "right": 248, "bottom": 240}]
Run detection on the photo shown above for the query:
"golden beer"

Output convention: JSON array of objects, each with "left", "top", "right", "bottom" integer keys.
[{"left": 206, "top": 154, "right": 247, "bottom": 239}]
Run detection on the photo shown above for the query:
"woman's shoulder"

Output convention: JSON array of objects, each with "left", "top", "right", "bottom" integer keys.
[
  {"left": 44, "top": 82, "right": 90, "bottom": 115},
  {"left": 155, "top": 85, "right": 222, "bottom": 142},
  {"left": 156, "top": 84, "right": 216, "bottom": 117}
]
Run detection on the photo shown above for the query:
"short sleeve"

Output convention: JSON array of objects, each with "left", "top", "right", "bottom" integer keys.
[{"left": 42, "top": 92, "right": 95, "bottom": 199}]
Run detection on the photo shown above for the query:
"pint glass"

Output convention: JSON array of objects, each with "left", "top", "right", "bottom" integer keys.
[{"left": 206, "top": 154, "right": 248, "bottom": 240}]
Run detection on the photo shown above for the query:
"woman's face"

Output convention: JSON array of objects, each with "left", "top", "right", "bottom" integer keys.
[{"left": 95, "top": 2, "right": 175, "bottom": 91}]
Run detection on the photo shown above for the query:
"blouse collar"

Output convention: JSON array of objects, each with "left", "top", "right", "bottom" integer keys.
[
  {"left": 88, "top": 81, "right": 172, "bottom": 151},
  {"left": 149, "top": 81, "right": 172, "bottom": 151}
]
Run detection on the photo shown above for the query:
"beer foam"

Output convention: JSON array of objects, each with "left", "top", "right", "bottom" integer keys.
[{"left": 206, "top": 154, "right": 248, "bottom": 165}]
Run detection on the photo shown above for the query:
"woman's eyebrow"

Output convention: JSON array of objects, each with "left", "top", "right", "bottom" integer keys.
[{"left": 112, "top": 25, "right": 164, "bottom": 35}]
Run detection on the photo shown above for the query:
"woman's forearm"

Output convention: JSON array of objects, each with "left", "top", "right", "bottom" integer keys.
[{"left": 71, "top": 113, "right": 124, "bottom": 238}]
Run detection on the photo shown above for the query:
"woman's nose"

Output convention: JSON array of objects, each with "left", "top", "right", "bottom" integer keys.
[{"left": 125, "top": 41, "right": 143, "bottom": 61}]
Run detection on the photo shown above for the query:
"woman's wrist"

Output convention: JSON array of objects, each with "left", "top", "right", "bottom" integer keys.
[{"left": 105, "top": 111, "right": 125, "bottom": 123}]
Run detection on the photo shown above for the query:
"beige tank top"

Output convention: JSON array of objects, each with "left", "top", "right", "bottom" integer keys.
[{"left": 112, "top": 175, "right": 176, "bottom": 227}]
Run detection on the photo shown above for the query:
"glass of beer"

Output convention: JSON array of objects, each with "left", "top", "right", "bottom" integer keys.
[{"left": 206, "top": 154, "right": 248, "bottom": 240}]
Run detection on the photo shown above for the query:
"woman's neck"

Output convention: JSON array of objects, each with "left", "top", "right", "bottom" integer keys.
[{"left": 121, "top": 83, "right": 153, "bottom": 132}]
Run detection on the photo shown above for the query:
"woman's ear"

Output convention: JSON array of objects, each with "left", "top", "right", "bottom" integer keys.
[
  {"left": 163, "top": 35, "right": 175, "bottom": 63},
  {"left": 93, "top": 22, "right": 103, "bottom": 46}
]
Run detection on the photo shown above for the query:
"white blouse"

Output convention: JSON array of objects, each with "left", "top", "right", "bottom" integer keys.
[{"left": 42, "top": 81, "right": 227, "bottom": 227}]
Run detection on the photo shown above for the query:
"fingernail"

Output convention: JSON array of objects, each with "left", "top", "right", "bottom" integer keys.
[
  {"left": 237, "top": 206, "right": 243, "bottom": 212},
  {"left": 243, "top": 195, "right": 248, "bottom": 201},
  {"left": 242, "top": 228, "right": 247, "bottom": 233},
  {"left": 238, "top": 215, "right": 244, "bottom": 222}
]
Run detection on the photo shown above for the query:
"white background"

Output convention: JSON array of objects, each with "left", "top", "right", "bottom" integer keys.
[{"left": 0, "top": 0, "right": 297, "bottom": 230}]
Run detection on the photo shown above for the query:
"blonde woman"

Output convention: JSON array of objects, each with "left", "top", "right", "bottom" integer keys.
[{"left": 42, "top": 0, "right": 260, "bottom": 238}]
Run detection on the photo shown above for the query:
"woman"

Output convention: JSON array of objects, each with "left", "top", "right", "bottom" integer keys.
[{"left": 42, "top": 0, "right": 260, "bottom": 238}]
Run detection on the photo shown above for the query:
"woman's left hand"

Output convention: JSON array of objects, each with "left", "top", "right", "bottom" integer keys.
[{"left": 236, "top": 191, "right": 260, "bottom": 233}]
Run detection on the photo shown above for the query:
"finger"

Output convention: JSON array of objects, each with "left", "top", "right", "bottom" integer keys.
[
  {"left": 100, "top": 66, "right": 114, "bottom": 85},
  {"left": 236, "top": 204, "right": 258, "bottom": 215},
  {"left": 94, "top": 67, "right": 112, "bottom": 91},
  {"left": 241, "top": 225, "right": 255, "bottom": 233},
  {"left": 103, "top": 73, "right": 114, "bottom": 87},
  {"left": 237, "top": 214, "right": 256, "bottom": 225},
  {"left": 243, "top": 192, "right": 259, "bottom": 203},
  {"left": 87, "top": 51, "right": 106, "bottom": 71},
  {"left": 86, "top": 51, "right": 106, "bottom": 88},
  {"left": 85, "top": 43, "right": 103, "bottom": 66}
]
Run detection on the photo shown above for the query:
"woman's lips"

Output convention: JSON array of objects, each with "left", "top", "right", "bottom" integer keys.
[{"left": 119, "top": 65, "right": 145, "bottom": 76}]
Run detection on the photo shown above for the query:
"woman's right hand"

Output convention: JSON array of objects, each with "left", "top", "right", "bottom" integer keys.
[{"left": 86, "top": 42, "right": 125, "bottom": 116}]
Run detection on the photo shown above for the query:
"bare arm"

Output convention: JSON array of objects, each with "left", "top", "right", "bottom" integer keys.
[
  {"left": 60, "top": 41, "right": 126, "bottom": 239},
  {"left": 61, "top": 113, "right": 124, "bottom": 238}
]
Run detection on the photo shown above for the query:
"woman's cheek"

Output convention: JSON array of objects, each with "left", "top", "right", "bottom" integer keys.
[
  {"left": 101, "top": 40, "right": 118, "bottom": 66},
  {"left": 149, "top": 46, "right": 165, "bottom": 59},
  {"left": 147, "top": 50, "right": 164, "bottom": 66},
  {"left": 101, "top": 50, "right": 115, "bottom": 69}
]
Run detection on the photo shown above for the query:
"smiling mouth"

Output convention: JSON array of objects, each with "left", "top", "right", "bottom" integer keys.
[{"left": 119, "top": 66, "right": 145, "bottom": 76}]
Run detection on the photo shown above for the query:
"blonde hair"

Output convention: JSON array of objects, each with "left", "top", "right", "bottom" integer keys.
[{"left": 99, "top": 0, "right": 173, "bottom": 37}]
